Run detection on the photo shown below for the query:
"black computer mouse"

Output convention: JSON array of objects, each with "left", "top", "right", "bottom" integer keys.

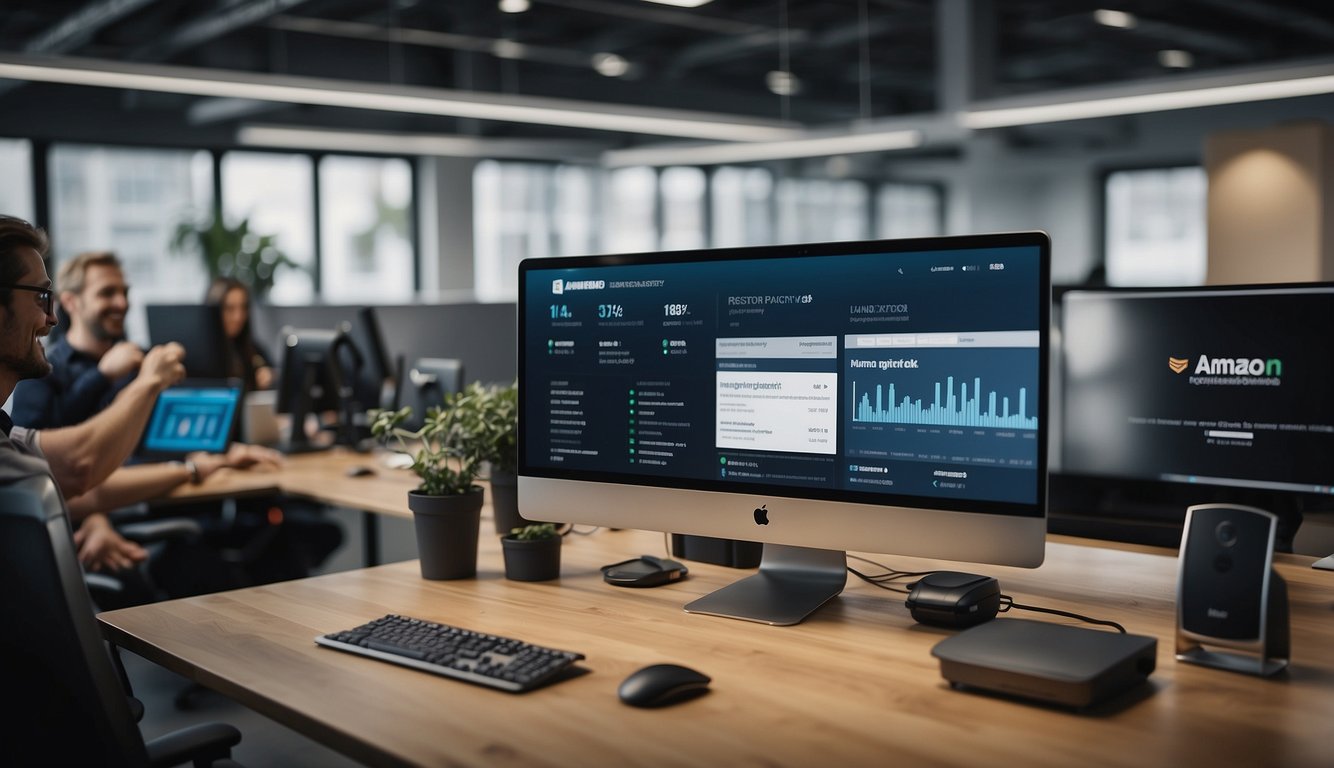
[
  {"left": 617, "top": 664, "right": 711, "bottom": 708},
  {"left": 905, "top": 571, "right": 1001, "bottom": 628},
  {"left": 344, "top": 465, "right": 377, "bottom": 478}
]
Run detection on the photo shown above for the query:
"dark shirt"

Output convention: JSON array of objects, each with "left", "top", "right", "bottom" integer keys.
[{"left": 11, "top": 336, "right": 135, "bottom": 429}]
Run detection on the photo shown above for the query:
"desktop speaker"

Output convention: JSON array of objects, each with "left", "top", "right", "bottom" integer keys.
[{"left": 1175, "top": 503, "right": 1289, "bottom": 676}]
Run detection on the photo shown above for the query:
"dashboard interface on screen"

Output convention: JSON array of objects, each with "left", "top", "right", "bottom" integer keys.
[
  {"left": 1062, "top": 286, "right": 1334, "bottom": 496},
  {"left": 520, "top": 236, "right": 1048, "bottom": 516},
  {"left": 141, "top": 385, "right": 240, "bottom": 456}
]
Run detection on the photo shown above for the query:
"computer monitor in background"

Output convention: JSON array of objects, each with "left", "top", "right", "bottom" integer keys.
[
  {"left": 274, "top": 326, "right": 362, "bottom": 453},
  {"left": 400, "top": 357, "right": 464, "bottom": 431},
  {"left": 519, "top": 232, "right": 1051, "bottom": 625},
  {"left": 348, "top": 306, "right": 399, "bottom": 414},
  {"left": 1056, "top": 285, "right": 1334, "bottom": 550},
  {"left": 146, "top": 304, "right": 230, "bottom": 380}
]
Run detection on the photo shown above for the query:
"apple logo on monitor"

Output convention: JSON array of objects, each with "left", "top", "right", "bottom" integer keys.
[{"left": 753, "top": 505, "right": 769, "bottom": 526}]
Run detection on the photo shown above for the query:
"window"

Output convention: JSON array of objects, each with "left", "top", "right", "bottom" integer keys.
[
  {"left": 877, "top": 183, "right": 943, "bottom": 239},
  {"left": 0, "top": 139, "right": 34, "bottom": 221},
  {"left": 1104, "top": 167, "right": 1207, "bottom": 286},
  {"left": 49, "top": 144, "right": 213, "bottom": 344},
  {"left": 603, "top": 166, "right": 658, "bottom": 254},
  {"left": 222, "top": 151, "right": 316, "bottom": 304},
  {"left": 319, "top": 155, "right": 415, "bottom": 304},
  {"left": 775, "top": 178, "right": 868, "bottom": 244},
  {"left": 474, "top": 160, "right": 600, "bottom": 302},
  {"left": 659, "top": 167, "right": 706, "bottom": 252},
  {"left": 711, "top": 166, "right": 773, "bottom": 248}
]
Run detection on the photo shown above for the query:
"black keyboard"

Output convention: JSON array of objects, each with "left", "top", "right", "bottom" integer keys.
[{"left": 315, "top": 614, "right": 585, "bottom": 692}]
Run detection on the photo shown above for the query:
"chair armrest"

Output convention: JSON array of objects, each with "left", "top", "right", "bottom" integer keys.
[
  {"left": 83, "top": 572, "right": 123, "bottom": 595},
  {"left": 118, "top": 518, "right": 202, "bottom": 544},
  {"left": 144, "top": 721, "right": 242, "bottom": 768}
]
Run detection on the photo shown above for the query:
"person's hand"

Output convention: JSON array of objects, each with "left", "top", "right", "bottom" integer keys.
[
  {"left": 137, "top": 342, "right": 187, "bottom": 391},
  {"left": 187, "top": 443, "right": 284, "bottom": 483},
  {"left": 255, "top": 365, "right": 274, "bottom": 390},
  {"left": 97, "top": 341, "right": 144, "bottom": 380},
  {"left": 73, "top": 513, "right": 148, "bottom": 572}
]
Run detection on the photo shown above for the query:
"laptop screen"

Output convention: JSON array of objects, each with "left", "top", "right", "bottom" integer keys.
[{"left": 141, "top": 383, "right": 241, "bottom": 457}]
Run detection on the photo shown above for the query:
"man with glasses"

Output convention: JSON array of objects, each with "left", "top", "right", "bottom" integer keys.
[
  {"left": 0, "top": 214, "right": 187, "bottom": 530},
  {"left": 11, "top": 251, "right": 144, "bottom": 428}
]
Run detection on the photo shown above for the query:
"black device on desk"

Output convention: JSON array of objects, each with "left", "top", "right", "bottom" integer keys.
[
  {"left": 136, "top": 380, "right": 242, "bottom": 459},
  {"left": 146, "top": 303, "right": 231, "bottom": 380},
  {"left": 274, "top": 325, "right": 361, "bottom": 453},
  {"left": 1055, "top": 284, "right": 1334, "bottom": 550},
  {"left": 905, "top": 572, "right": 1001, "bottom": 628},
  {"left": 602, "top": 555, "right": 688, "bottom": 587}
]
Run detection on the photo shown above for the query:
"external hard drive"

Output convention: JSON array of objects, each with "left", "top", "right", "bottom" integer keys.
[{"left": 931, "top": 618, "right": 1157, "bottom": 709}]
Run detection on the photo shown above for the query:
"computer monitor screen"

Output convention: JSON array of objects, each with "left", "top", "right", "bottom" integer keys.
[
  {"left": 146, "top": 304, "right": 230, "bottom": 380},
  {"left": 348, "top": 306, "right": 397, "bottom": 413},
  {"left": 274, "top": 326, "right": 359, "bottom": 452},
  {"left": 139, "top": 382, "right": 241, "bottom": 458},
  {"left": 1057, "top": 284, "right": 1334, "bottom": 548},
  {"left": 519, "top": 232, "right": 1050, "bottom": 624}
]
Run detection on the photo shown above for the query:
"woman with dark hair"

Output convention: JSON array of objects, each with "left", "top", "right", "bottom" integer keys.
[{"left": 205, "top": 277, "right": 272, "bottom": 392}]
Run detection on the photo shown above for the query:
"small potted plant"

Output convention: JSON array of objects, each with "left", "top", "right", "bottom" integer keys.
[
  {"left": 370, "top": 382, "right": 502, "bottom": 580},
  {"left": 501, "top": 523, "right": 563, "bottom": 582}
]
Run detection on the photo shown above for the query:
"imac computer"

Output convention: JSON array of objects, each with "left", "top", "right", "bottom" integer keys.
[
  {"left": 274, "top": 325, "right": 362, "bottom": 453},
  {"left": 518, "top": 232, "right": 1051, "bottom": 625},
  {"left": 1057, "top": 284, "right": 1334, "bottom": 550}
]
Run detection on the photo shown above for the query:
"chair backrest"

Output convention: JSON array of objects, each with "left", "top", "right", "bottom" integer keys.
[{"left": 0, "top": 475, "right": 150, "bottom": 767}]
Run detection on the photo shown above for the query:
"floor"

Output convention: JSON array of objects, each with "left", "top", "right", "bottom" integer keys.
[{"left": 124, "top": 505, "right": 421, "bottom": 767}]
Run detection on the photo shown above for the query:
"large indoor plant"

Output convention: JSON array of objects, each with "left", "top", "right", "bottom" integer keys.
[{"left": 370, "top": 383, "right": 502, "bottom": 579}]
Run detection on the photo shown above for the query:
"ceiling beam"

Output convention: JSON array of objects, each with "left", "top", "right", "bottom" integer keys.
[{"left": 128, "top": 0, "right": 313, "bottom": 61}]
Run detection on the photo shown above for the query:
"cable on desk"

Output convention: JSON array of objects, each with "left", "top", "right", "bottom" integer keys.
[
  {"left": 557, "top": 524, "right": 600, "bottom": 537},
  {"left": 847, "top": 554, "right": 1128, "bottom": 633}
]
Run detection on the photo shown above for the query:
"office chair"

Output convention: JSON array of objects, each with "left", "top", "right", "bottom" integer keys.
[
  {"left": 0, "top": 475, "right": 244, "bottom": 767},
  {"left": 84, "top": 506, "right": 206, "bottom": 611}
]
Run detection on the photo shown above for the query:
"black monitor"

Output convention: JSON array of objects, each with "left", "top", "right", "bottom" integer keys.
[
  {"left": 347, "top": 306, "right": 399, "bottom": 415},
  {"left": 400, "top": 357, "right": 465, "bottom": 431},
  {"left": 274, "top": 325, "right": 362, "bottom": 453},
  {"left": 1056, "top": 284, "right": 1334, "bottom": 549},
  {"left": 145, "top": 303, "right": 230, "bottom": 380},
  {"left": 518, "top": 232, "right": 1050, "bottom": 625}
]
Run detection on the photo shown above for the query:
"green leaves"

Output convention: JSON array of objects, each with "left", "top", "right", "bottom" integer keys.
[
  {"left": 170, "top": 215, "right": 304, "bottom": 299},
  {"left": 509, "top": 523, "right": 558, "bottom": 541},
  {"left": 369, "top": 381, "right": 517, "bottom": 496}
]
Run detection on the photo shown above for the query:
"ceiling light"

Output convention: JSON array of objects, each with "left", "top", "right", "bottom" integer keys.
[
  {"left": 238, "top": 124, "right": 604, "bottom": 161},
  {"left": 963, "top": 62, "right": 1334, "bottom": 129},
  {"left": 641, "top": 0, "right": 714, "bottom": 7},
  {"left": 498, "top": 0, "right": 530, "bottom": 12},
  {"left": 604, "top": 129, "right": 921, "bottom": 167},
  {"left": 766, "top": 70, "right": 800, "bottom": 97},
  {"left": 1093, "top": 9, "right": 1137, "bottom": 29},
  {"left": 1159, "top": 50, "right": 1194, "bottom": 69},
  {"left": 592, "top": 53, "right": 630, "bottom": 78},
  {"left": 0, "top": 53, "right": 799, "bottom": 141},
  {"left": 492, "top": 40, "right": 527, "bottom": 60}
]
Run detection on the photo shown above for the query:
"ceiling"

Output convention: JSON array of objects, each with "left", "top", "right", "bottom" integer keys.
[{"left": 1, "top": 0, "right": 1332, "bottom": 151}]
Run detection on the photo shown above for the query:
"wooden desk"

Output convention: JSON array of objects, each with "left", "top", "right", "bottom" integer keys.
[
  {"left": 99, "top": 529, "right": 1334, "bottom": 768},
  {"left": 160, "top": 448, "right": 424, "bottom": 565}
]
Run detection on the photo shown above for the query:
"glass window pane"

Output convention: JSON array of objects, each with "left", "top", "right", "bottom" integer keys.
[
  {"left": 0, "top": 139, "right": 34, "bottom": 221},
  {"left": 604, "top": 166, "right": 657, "bottom": 254},
  {"left": 221, "top": 151, "right": 315, "bottom": 304},
  {"left": 660, "top": 166, "right": 705, "bottom": 252},
  {"left": 712, "top": 166, "right": 773, "bottom": 248},
  {"left": 474, "top": 160, "right": 551, "bottom": 302},
  {"left": 877, "top": 183, "right": 942, "bottom": 239},
  {"left": 553, "top": 164, "right": 598, "bottom": 258},
  {"left": 319, "top": 155, "right": 415, "bottom": 304},
  {"left": 775, "top": 178, "right": 868, "bottom": 244},
  {"left": 1105, "top": 167, "right": 1207, "bottom": 286},
  {"left": 49, "top": 144, "right": 213, "bottom": 345}
]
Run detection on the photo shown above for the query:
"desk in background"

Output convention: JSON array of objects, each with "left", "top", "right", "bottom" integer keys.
[{"left": 100, "top": 528, "right": 1334, "bottom": 767}]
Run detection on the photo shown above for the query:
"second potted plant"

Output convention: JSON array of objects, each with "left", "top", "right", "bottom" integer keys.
[
  {"left": 501, "top": 523, "right": 563, "bottom": 582},
  {"left": 371, "top": 382, "right": 503, "bottom": 580}
]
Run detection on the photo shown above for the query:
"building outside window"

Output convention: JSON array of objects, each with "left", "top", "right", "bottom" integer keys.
[
  {"left": 711, "top": 166, "right": 774, "bottom": 248},
  {"left": 0, "top": 139, "right": 34, "bottom": 222},
  {"left": 776, "top": 178, "right": 869, "bottom": 244},
  {"left": 877, "top": 183, "right": 943, "bottom": 239},
  {"left": 221, "top": 151, "right": 316, "bottom": 304},
  {"left": 1104, "top": 167, "right": 1207, "bottom": 286},
  {"left": 319, "top": 155, "right": 415, "bottom": 304},
  {"left": 659, "top": 166, "right": 706, "bottom": 252},
  {"left": 603, "top": 166, "right": 658, "bottom": 255},
  {"left": 48, "top": 144, "right": 212, "bottom": 344}
]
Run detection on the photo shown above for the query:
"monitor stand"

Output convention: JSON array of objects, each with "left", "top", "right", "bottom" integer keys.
[{"left": 683, "top": 544, "right": 845, "bottom": 626}]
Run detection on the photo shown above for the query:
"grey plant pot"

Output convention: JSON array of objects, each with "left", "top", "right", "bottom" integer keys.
[
  {"left": 408, "top": 487, "right": 483, "bottom": 580},
  {"left": 500, "top": 534, "right": 562, "bottom": 582}
]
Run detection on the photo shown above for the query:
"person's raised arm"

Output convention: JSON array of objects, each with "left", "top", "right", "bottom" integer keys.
[{"left": 38, "top": 343, "right": 185, "bottom": 498}]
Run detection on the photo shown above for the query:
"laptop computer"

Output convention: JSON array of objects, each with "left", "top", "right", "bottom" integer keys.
[{"left": 137, "top": 380, "right": 242, "bottom": 459}]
